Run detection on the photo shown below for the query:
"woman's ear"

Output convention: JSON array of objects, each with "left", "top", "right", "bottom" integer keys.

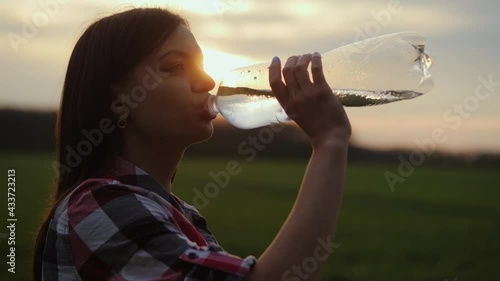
[{"left": 110, "top": 84, "right": 130, "bottom": 120}]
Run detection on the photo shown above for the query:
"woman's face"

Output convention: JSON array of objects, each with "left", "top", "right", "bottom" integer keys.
[{"left": 116, "top": 24, "right": 216, "bottom": 147}]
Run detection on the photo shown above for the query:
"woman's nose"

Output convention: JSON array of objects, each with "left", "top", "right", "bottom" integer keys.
[{"left": 193, "top": 67, "right": 215, "bottom": 93}]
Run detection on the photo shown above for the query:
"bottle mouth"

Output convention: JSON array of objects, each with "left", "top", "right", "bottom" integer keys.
[
  {"left": 207, "top": 95, "right": 219, "bottom": 117},
  {"left": 412, "top": 43, "right": 434, "bottom": 93}
]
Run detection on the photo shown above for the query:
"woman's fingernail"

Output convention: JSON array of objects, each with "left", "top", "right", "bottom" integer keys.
[
  {"left": 313, "top": 52, "right": 321, "bottom": 57},
  {"left": 272, "top": 56, "right": 279, "bottom": 63}
]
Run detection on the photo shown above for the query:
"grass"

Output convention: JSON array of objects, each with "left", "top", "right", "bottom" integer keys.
[{"left": 0, "top": 151, "right": 498, "bottom": 281}]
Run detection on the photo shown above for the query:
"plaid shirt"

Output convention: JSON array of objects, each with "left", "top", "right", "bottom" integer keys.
[{"left": 42, "top": 157, "right": 255, "bottom": 281}]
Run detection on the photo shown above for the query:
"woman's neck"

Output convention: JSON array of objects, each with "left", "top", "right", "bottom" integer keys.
[{"left": 119, "top": 128, "right": 185, "bottom": 193}]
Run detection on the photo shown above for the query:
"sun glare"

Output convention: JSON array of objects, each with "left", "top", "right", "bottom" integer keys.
[{"left": 201, "top": 46, "right": 253, "bottom": 91}]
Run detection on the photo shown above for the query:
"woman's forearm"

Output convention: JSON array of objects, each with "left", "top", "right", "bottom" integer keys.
[{"left": 247, "top": 142, "right": 348, "bottom": 281}]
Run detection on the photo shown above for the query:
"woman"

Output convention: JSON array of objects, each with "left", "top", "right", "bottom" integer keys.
[{"left": 34, "top": 7, "right": 351, "bottom": 281}]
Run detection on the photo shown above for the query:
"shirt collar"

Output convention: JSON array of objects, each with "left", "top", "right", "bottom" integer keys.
[{"left": 104, "top": 156, "right": 221, "bottom": 247}]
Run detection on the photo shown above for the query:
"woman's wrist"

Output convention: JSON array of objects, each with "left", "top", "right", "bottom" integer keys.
[{"left": 310, "top": 133, "right": 350, "bottom": 152}]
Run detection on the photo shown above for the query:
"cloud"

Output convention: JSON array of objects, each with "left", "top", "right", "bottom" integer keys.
[{"left": 183, "top": 0, "right": 482, "bottom": 61}]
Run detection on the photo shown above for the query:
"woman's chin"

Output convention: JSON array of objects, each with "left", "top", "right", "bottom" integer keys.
[{"left": 191, "top": 122, "right": 214, "bottom": 145}]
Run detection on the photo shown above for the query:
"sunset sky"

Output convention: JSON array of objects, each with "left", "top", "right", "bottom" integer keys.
[{"left": 1, "top": 0, "right": 499, "bottom": 154}]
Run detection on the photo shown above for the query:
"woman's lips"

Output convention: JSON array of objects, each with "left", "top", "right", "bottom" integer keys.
[{"left": 201, "top": 95, "right": 218, "bottom": 120}]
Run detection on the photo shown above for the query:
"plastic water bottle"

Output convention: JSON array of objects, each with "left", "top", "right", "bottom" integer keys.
[{"left": 207, "top": 32, "right": 434, "bottom": 129}]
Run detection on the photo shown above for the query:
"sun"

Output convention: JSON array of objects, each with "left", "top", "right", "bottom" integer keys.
[{"left": 200, "top": 46, "right": 253, "bottom": 92}]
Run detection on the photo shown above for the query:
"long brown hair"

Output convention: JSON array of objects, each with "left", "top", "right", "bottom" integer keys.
[{"left": 33, "top": 8, "right": 187, "bottom": 280}]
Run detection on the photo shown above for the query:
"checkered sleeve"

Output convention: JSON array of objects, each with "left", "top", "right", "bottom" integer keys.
[{"left": 67, "top": 184, "right": 255, "bottom": 281}]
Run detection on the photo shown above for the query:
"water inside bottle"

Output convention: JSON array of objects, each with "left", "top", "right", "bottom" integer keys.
[
  {"left": 214, "top": 91, "right": 289, "bottom": 129},
  {"left": 216, "top": 86, "right": 423, "bottom": 129}
]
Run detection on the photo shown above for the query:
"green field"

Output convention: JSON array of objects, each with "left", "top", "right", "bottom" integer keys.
[{"left": 0, "top": 151, "right": 499, "bottom": 281}]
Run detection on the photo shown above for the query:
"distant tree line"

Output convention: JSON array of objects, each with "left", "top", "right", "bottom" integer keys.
[
  {"left": 0, "top": 109, "right": 498, "bottom": 166},
  {"left": 0, "top": 109, "right": 57, "bottom": 151}
]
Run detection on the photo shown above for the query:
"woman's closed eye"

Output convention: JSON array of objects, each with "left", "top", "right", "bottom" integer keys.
[{"left": 161, "top": 63, "right": 185, "bottom": 74}]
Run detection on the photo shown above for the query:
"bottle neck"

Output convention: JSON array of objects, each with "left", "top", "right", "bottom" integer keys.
[{"left": 207, "top": 94, "right": 220, "bottom": 116}]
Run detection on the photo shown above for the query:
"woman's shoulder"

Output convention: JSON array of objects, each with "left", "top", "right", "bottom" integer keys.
[
  {"left": 67, "top": 178, "right": 144, "bottom": 206},
  {"left": 56, "top": 177, "right": 172, "bottom": 225}
]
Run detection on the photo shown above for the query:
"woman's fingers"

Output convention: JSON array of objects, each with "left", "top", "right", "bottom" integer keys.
[
  {"left": 294, "top": 54, "right": 313, "bottom": 91},
  {"left": 269, "top": 56, "right": 289, "bottom": 106},
  {"left": 269, "top": 53, "right": 350, "bottom": 144},
  {"left": 311, "top": 52, "right": 327, "bottom": 86},
  {"left": 282, "top": 56, "right": 300, "bottom": 93},
  {"left": 270, "top": 53, "right": 328, "bottom": 116}
]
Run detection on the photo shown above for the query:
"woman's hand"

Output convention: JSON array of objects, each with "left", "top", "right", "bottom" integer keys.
[{"left": 269, "top": 53, "right": 351, "bottom": 149}]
